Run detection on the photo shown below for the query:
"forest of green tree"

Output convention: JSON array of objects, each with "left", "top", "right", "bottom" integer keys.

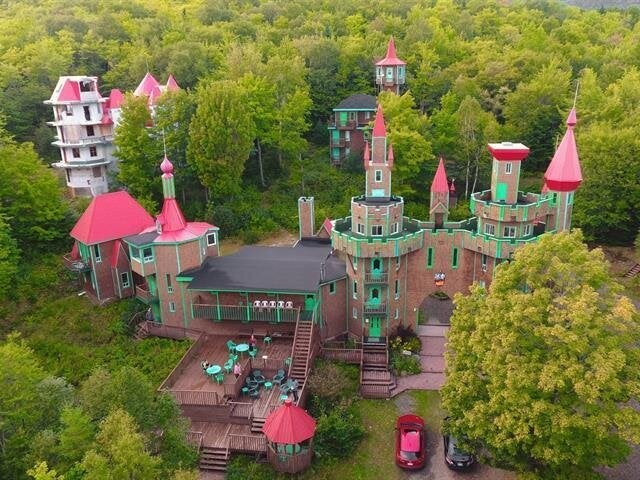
[{"left": 1, "top": 1, "right": 640, "bottom": 478}]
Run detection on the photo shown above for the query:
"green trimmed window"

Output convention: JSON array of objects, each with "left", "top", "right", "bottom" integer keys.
[
  {"left": 121, "top": 272, "right": 130, "bottom": 288},
  {"left": 452, "top": 248, "right": 459, "bottom": 268},
  {"left": 142, "top": 247, "right": 154, "bottom": 263},
  {"left": 329, "top": 282, "right": 336, "bottom": 294},
  {"left": 93, "top": 244, "right": 101, "bottom": 263},
  {"left": 375, "top": 170, "right": 382, "bottom": 182},
  {"left": 427, "top": 248, "right": 434, "bottom": 268},
  {"left": 166, "top": 274, "right": 173, "bottom": 294},
  {"left": 395, "top": 279, "right": 400, "bottom": 299},
  {"left": 353, "top": 280, "right": 358, "bottom": 299},
  {"left": 130, "top": 246, "right": 140, "bottom": 262},
  {"left": 206, "top": 232, "right": 217, "bottom": 246},
  {"left": 169, "top": 302, "right": 176, "bottom": 313}
]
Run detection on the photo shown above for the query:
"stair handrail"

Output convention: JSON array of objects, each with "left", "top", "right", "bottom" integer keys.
[
  {"left": 299, "top": 310, "right": 317, "bottom": 380},
  {"left": 288, "top": 308, "right": 302, "bottom": 378}
]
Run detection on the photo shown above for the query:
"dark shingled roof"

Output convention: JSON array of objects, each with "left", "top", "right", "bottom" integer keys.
[
  {"left": 124, "top": 231, "right": 159, "bottom": 246},
  {"left": 184, "top": 240, "right": 346, "bottom": 294},
  {"left": 334, "top": 94, "right": 377, "bottom": 111}
]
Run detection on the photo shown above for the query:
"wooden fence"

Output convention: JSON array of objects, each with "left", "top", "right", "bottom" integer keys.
[
  {"left": 169, "top": 389, "right": 222, "bottom": 406},
  {"left": 320, "top": 348, "right": 362, "bottom": 364},
  {"left": 228, "top": 433, "right": 267, "bottom": 453},
  {"left": 147, "top": 321, "right": 200, "bottom": 340}
]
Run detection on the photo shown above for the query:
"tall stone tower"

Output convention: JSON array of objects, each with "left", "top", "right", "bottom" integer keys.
[
  {"left": 330, "top": 105, "right": 422, "bottom": 339},
  {"left": 543, "top": 108, "right": 583, "bottom": 232},
  {"left": 375, "top": 37, "right": 406, "bottom": 95},
  {"left": 45, "top": 76, "right": 121, "bottom": 197}
]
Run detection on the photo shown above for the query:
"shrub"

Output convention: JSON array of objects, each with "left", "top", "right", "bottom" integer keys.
[
  {"left": 226, "top": 454, "right": 277, "bottom": 480},
  {"left": 314, "top": 406, "right": 365, "bottom": 460},
  {"left": 308, "top": 360, "right": 359, "bottom": 416},
  {"left": 390, "top": 352, "right": 422, "bottom": 376}
]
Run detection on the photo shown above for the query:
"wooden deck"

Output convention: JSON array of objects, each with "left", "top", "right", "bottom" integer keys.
[{"left": 164, "top": 333, "right": 293, "bottom": 395}]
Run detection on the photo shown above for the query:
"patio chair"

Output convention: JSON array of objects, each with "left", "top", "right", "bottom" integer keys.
[
  {"left": 252, "top": 370, "right": 266, "bottom": 383},
  {"left": 223, "top": 359, "right": 234, "bottom": 374},
  {"left": 249, "top": 349, "right": 257, "bottom": 359},
  {"left": 226, "top": 340, "right": 237, "bottom": 353},
  {"left": 277, "top": 300, "right": 285, "bottom": 309},
  {"left": 284, "top": 357, "right": 292, "bottom": 367},
  {"left": 246, "top": 378, "right": 259, "bottom": 389},
  {"left": 285, "top": 301, "right": 293, "bottom": 309},
  {"left": 215, "top": 373, "right": 224, "bottom": 384},
  {"left": 272, "top": 369, "right": 286, "bottom": 385},
  {"left": 228, "top": 353, "right": 238, "bottom": 363},
  {"left": 248, "top": 388, "right": 259, "bottom": 398},
  {"left": 269, "top": 300, "right": 276, "bottom": 308},
  {"left": 253, "top": 300, "right": 261, "bottom": 308},
  {"left": 261, "top": 300, "right": 269, "bottom": 308}
]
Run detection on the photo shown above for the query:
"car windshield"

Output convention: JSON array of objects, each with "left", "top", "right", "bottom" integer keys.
[
  {"left": 400, "top": 450, "right": 419, "bottom": 461},
  {"left": 448, "top": 436, "right": 471, "bottom": 460}
]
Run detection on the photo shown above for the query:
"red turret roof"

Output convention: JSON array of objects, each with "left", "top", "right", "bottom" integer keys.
[
  {"left": 262, "top": 399, "right": 316, "bottom": 444},
  {"left": 431, "top": 157, "right": 449, "bottom": 193},
  {"left": 166, "top": 74, "right": 180, "bottom": 92},
  {"left": 109, "top": 89, "right": 125, "bottom": 109},
  {"left": 544, "top": 108, "right": 582, "bottom": 192},
  {"left": 372, "top": 105, "right": 387, "bottom": 137},
  {"left": 70, "top": 191, "right": 154, "bottom": 245},
  {"left": 134, "top": 72, "right": 160, "bottom": 97},
  {"left": 376, "top": 37, "right": 406, "bottom": 66},
  {"left": 57, "top": 79, "right": 81, "bottom": 102},
  {"left": 147, "top": 85, "right": 162, "bottom": 106}
]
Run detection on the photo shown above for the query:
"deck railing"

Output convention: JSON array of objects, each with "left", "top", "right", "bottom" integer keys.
[
  {"left": 62, "top": 253, "right": 91, "bottom": 272},
  {"left": 135, "top": 285, "right": 157, "bottom": 303},
  {"left": 228, "top": 433, "right": 267, "bottom": 453},
  {"left": 267, "top": 444, "right": 313, "bottom": 474},
  {"left": 364, "top": 303, "right": 387, "bottom": 314},
  {"left": 364, "top": 272, "right": 388, "bottom": 284},
  {"left": 158, "top": 334, "right": 205, "bottom": 391},
  {"left": 320, "top": 347, "right": 362, "bottom": 364},
  {"left": 186, "top": 430, "right": 203, "bottom": 452},
  {"left": 168, "top": 389, "right": 222, "bottom": 406},
  {"left": 192, "top": 304, "right": 300, "bottom": 323},
  {"left": 250, "top": 356, "right": 287, "bottom": 372}
]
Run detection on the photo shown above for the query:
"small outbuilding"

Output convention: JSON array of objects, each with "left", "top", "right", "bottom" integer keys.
[{"left": 262, "top": 399, "right": 316, "bottom": 473}]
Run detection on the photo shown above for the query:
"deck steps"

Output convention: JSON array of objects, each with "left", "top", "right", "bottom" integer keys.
[
  {"left": 359, "top": 338, "right": 394, "bottom": 398},
  {"left": 133, "top": 321, "right": 149, "bottom": 340},
  {"left": 251, "top": 416, "right": 266, "bottom": 434},
  {"left": 288, "top": 319, "right": 314, "bottom": 383},
  {"left": 624, "top": 263, "right": 640, "bottom": 278},
  {"left": 199, "top": 446, "right": 229, "bottom": 472}
]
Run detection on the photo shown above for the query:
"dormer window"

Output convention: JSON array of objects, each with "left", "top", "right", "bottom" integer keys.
[{"left": 206, "top": 232, "right": 217, "bottom": 246}]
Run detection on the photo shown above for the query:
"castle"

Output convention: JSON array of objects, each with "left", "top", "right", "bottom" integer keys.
[{"left": 64, "top": 37, "right": 582, "bottom": 393}]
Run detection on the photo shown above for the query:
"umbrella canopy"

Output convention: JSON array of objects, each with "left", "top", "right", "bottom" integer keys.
[{"left": 262, "top": 400, "right": 316, "bottom": 444}]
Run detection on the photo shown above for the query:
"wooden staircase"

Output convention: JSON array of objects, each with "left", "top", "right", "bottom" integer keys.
[
  {"left": 288, "top": 318, "right": 315, "bottom": 383},
  {"left": 199, "top": 445, "right": 229, "bottom": 473},
  {"left": 133, "top": 321, "right": 149, "bottom": 340},
  {"left": 624, "top": 263, "right": 640, "bottom": 278},
  {"left": 251, "top": 416, "right": 266, "bottom": 434},
  {"left": 359, "top": 338, "right": 395, "bottom": 398}
]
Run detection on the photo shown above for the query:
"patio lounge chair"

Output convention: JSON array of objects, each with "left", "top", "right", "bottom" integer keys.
[
  {"left": 272, "top": 369, "right": 286, "bottom": 385},
  {"left": 226, "top": 340, "right": 237, "bottom": 353}
]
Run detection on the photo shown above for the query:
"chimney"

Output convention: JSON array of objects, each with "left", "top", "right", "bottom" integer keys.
[{"left": 298, "top": 197, "right": 315, "bottom": 240}]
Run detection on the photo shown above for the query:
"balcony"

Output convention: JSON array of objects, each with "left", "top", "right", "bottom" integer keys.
[
  {"left": 329, "top": 120, "right": 356, "bottom": 130},
  {"left": 53, "top": 135, "right": 113, "bottom": 147},
  {"left": 364, "top": 302, "right": 387, "bottom": 315},
  {"left": 330, "top": 138, "right": 349, "bottom": 148},
  {"left": 62, "top": 253, "right": 91, "bottom": 272},
  {"left": 192, "top": 304, "right": 301, "bottom": 323},
  {"left": 364, "top": 272, "right": 388, "bottom": 284},
  {"left": 135, "top": 285, "right": 158, "bottom": 304},
  {"left": 470, "top": 190, "right": 552, "bottom": 224}
]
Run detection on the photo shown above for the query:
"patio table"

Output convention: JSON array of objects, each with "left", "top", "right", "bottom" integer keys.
[
  {"left": 206, "top": 365, "right": 222, "bottom": 376},
  {"left": 235, "top": 343, "right": 250, "bottom": 356}
]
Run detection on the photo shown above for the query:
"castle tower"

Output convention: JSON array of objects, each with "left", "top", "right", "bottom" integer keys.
[
  {"left": 332, "top": 104, "right": 419, "bottom": 339},
  {"left": 375, "top": 37, "right": 406, "bottom": 95},
  {"left": 543, "top": 108, "right": 582, "bottom": 232},
  {"left": 487, "top": 142, "right": 530, "bottom": 204},
  {"left": 429, "top": 156, "right": 450, "bottom": 227},
  {"left": 45, "top": 76, "right": 118, "bottom": 197}
]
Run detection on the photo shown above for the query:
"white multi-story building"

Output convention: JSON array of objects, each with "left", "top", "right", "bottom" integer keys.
[
  {"left": 46, "top": 73, "right": 179, "bottom": 197},
  {"left": 45, "top": 76, "right": 123, "bottom": 197}
]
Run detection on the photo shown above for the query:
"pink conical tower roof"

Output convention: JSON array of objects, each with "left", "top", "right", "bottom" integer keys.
[
  {"left": 372, "top": 105, "right": 387, "bottom": 137},
  {"left": 166, "top": 74, "right": 180, "bottom": 92},
  {"left": 543, "top": 108, "right": 582, "bottom": 192},
  {"left": 376, "top": 37, "right": 406, "bottom": 66},
  {"left": 431, "top": 156, "right": 449, "bottom": 194},
  {"left": 108, "top": 89, "right": 125, "bottom": 109},
  {"left": 147, "top": 85, "right": 162, "bottom": 106},
  {"left": 262, "top": 399, "right": 316, "bottom": 444},
  {"left": 134, "top": 72, "right": 160, "bottom": 97}
]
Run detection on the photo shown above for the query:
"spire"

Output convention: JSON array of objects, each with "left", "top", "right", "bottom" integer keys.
[
  {"left": 372, "top": 105, "right": 386, "bottom": 137},
  {"left": 376, "top": 36, "right": 406, "bottom": 66},
  {"left": 157, "top": 155, "right": 187, "bottom": 232},
  {"left": 387, "top": 144, "right": 394, "bottom": 168},
  {"left": 134, "top": 72, "right": 160, "bottom": 97},
  {"left": 363, "top": 141, "right": 370, "bottom": 166},
  {"left": 166, "top": 74, "right": 180, "bottom": 92},
  {"left": 431, "top": 156, "right": 449, "bottom": 194},
  {"left": 543, "top": 109, "right": 582, "bottom": 192}
]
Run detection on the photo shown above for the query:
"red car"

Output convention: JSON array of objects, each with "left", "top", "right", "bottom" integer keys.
[{"left": 395, "top": 414, "right": 426, "bottom": 469}]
